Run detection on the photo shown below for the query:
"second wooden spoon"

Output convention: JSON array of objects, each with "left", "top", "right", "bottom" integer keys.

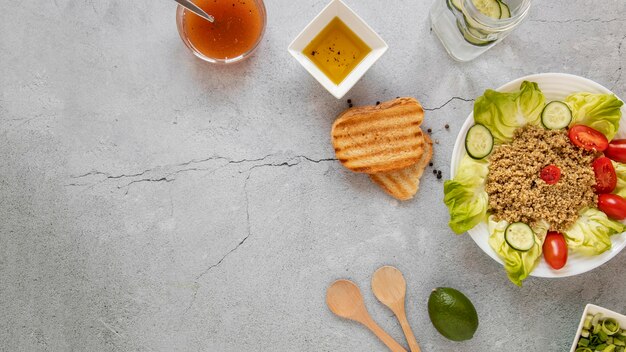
[
  {"left": 327, "top": 279, "right": 408, "bottom": 352},
  {"left": 372, "top": 266, "right": 421, "bottom": 352}
]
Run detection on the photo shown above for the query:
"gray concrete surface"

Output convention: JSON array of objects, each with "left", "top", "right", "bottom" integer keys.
[{"left": 1, "top": 0, "right": 626, "bottom": 351}]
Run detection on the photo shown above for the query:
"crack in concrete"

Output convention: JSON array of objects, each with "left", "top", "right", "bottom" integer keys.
[
  {"left": 175, "top": 154, "right": 275, "bottom": 169},
  {"left": 242, "top": 155, "right": 337, "bottom": 175},
  {"left": 70, "top": 169, "right": 151, "bottom": 180},
  {"left": 68, "top": 155, "right": 338, "bottom": 313},
  {"left": 182, "top": 172, "right": 254, "bottom": 315},
  {"left": 118, "top": 167, "right": 221, "bottom": 194},
  {"left": 298, "top": 156, "right": 338, "bottom": 164},
  {"left": 423, "top": 96, "right": 474, "bottom": 111},
  {"left": 530, "top": 18, "right": 624, "bottom": 24},
  {"left": 119, "top": 177, "right": 174, "bottom": 195},
  {"left": 70, "top": 155, "right": 277, "bottom": 181},
  {"left": 182, "top": 230, "right": 251, "bottom": 315},
  {"left": 180, "top": 156, "right": 336, "bottom": 315},
  {"left": 194, "top": 235, "right": 251, "bottom": 282},
  {"left": 246, "top": 161, "right": 298, "bottom": 172},
  {"left": 68, "top": 154, "right": 337, "bottom": 191}
]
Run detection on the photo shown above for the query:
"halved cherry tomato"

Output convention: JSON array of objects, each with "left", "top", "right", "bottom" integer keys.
[
  {"left": 592, "top": 157, "right": 617, "bottom": 194},
  {"left": 598, "top": 194, "right": 626, "bottom": 220},
  {"left": 605, "top": 139, "right": 626, "bottom": 163},
  {"left": 543, "top": 231, "right": 568, "bottom": 270},
  {"left": 540, "top": 165, "right": 561, "bottom": 185},
  {"left": 568, "top": 125, "right": 609, "bottom": 152}
]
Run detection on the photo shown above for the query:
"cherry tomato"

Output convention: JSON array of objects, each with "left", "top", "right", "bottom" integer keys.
[
  {"left": 605, "top": 139, "right": 626, "bottom": 163},
  {"left": 568, "top": 125, "right": 609, "bottom": 152},
  {"left": 598, "top": 194, "right": 626, "bottom": 220},
  {"left": 543, "top": 231, "right": 568, "bottom": 270},
  {"left": 592, "top": 157, "right": 617, "bottom": 194},
  {"left": 540, "top": 165, "right": 561, "bottom": 185}
]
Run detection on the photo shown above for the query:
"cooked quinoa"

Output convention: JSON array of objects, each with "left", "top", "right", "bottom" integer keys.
[{"left": 485, "top": 125, "right": 597, "bottom": 233}]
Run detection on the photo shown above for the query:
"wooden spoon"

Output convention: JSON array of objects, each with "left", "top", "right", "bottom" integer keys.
[
  {"left": 326, "top": 279, "right": 408, "bottom": 352},
  {"left": 372, "top": 266, "right": 421, "bottom": 352}
]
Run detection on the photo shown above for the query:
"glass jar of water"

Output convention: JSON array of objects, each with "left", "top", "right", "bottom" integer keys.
[{"left": 430, "top": 0, "right": 531, "bottom": 61}]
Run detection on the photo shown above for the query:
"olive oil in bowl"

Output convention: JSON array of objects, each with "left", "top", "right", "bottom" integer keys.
[{"left": 303, "top": 17, "right": 372, "bottom": 85}]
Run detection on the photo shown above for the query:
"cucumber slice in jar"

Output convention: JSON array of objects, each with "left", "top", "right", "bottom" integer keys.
[
  {"left": 456, "top": 20, "right": 495, "bottom": 46},
  {"left": 466, "top": 25, "right": 490, "bottom": 39},
  {"left": 498, "top": 0, "right": 511, "bottom": 19},
  {"left": 472, "top": 0, "right": 501, "bottom": 18},
  {"left": 447, "top": 0, "right": 455, "bottom": 11},
  {"left": 504, "top": 222, "right": 535, "bottom": 252},
  {"left": 449, "top": 0, "right": 463, "bottom": 11},
  {"left": 465, "top": 123, "right": 494, "bottom": 159},
  {"left": 541, "top": 101, "right": 572, "bottom": 130}
]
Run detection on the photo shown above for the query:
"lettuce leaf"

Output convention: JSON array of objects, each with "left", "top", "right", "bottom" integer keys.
[
  {"left": 531, "top": 219, "right": 551, "bottom": 243},
  {"left": 473, "top": 81, "right": 546, "bottom": 144},
  {"left": 487, "top": 217, "right": 544, "bottom": 287},
  {"left": 566, "top": 92, "right": 624, "bottom": 140},
  {"left": 612, "top": 161, "right": 626, "bottom": 198},
  {"left": 564, "top": 208, "right": 626, "bottom": 256},
  {"left": 444, "top": 155, "right": 490, "bottom": 234}
]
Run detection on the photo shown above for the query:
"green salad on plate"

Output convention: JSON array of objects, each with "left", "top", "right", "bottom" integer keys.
[{"left": 444, "top": 80, "right": 626, "bottom": 286}]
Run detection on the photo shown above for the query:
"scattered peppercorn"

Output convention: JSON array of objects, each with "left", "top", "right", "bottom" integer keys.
[
  {"left": 437, "top": 173, "right": 442, "bottom": 179},
  {"left": 347, "top": 99, "right": 352, "bottom": 104},
  {"left": 349, "top": 104, "right": 353, "bottom": 108},
  {"left": 427, "top": 128, "right": 432, "bottom": 133},
  {"left": 433, "top": 169, "right": 437, "bottom": 175},
  {"left": 396, "top": 96, "right": 400, "bottom": 99},
  {"left": 376, "top": 101, "right": 380, "bottom": 105},
  {"left": 429, "top": 162, "right": 433, "bottom": 167},
  {"left": 445, "top": 124, "right": 449, "bottom": 129}
]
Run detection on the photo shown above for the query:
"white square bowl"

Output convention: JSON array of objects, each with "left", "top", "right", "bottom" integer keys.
[
  {"left": 287, "top": 0, "right": 388, "bottom": 99},
  {"left": 570, "top": 304, "right": 626, "bottom": 352}
]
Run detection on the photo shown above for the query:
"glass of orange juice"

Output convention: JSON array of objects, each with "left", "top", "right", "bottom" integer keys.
[{"left": 176, "top": 0, "right": 267, "bottom": 64}]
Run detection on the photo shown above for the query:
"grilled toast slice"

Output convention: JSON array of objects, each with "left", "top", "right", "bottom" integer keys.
[
  {"left": 331, "top": 97, "right": 425, "bottom": 173},
  {"left": 369, "top": 133, "right": 433, "bottom": 201}
]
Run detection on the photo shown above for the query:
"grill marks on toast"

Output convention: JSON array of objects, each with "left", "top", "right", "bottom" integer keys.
[
  {"left": 331, "top": 97, "right": 425, "bottom": 174},
  {"left": 332, "top": 120, "right": 421, "bottom": 139},
  {"left": 335, "top": 130, "right": 424, "bottom": 154},
  {"left": 369, "top": 134, "right": 434, "bottom": 200},
  {"left": 337, "top": 142, "right": 424, "bottom": 172}
]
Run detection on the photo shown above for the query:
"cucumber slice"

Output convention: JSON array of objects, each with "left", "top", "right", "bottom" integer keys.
[
  {"left": 541, "top": 101, "right": 572, "bottom": 130},
  {"left": 465, "top": 124, "right": 494, "bottom": 159},
  {"left": 461, "top": 29, "right": 493, "bottom": 46},
  {"left": 504, "top": 222, "right": 535, "bottom": 252},
  {"left": 450, "top": 0, "right": 463, "bottom": 11},
  {"left": 456, "top": 20, "right": 495, "bottom": 46},
  {"left": 463, "top": 15, "right": 490, "bottom": 35},
  {"left": 498, "top": 0, "right": 511, "bottom": 19},
  {"left": 472, "top": 0, "right": 501, "bottom": 19},
  {"left": 467, "top": 25, "right": 490, "bottom": 39}
]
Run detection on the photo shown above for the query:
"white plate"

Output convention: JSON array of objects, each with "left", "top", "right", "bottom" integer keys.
[
  {"left": 570, "top": 304, "right": 626, "bottom": 352},
  {"left": 450, "top": 73, "right": 626, "bottom": 278}
]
